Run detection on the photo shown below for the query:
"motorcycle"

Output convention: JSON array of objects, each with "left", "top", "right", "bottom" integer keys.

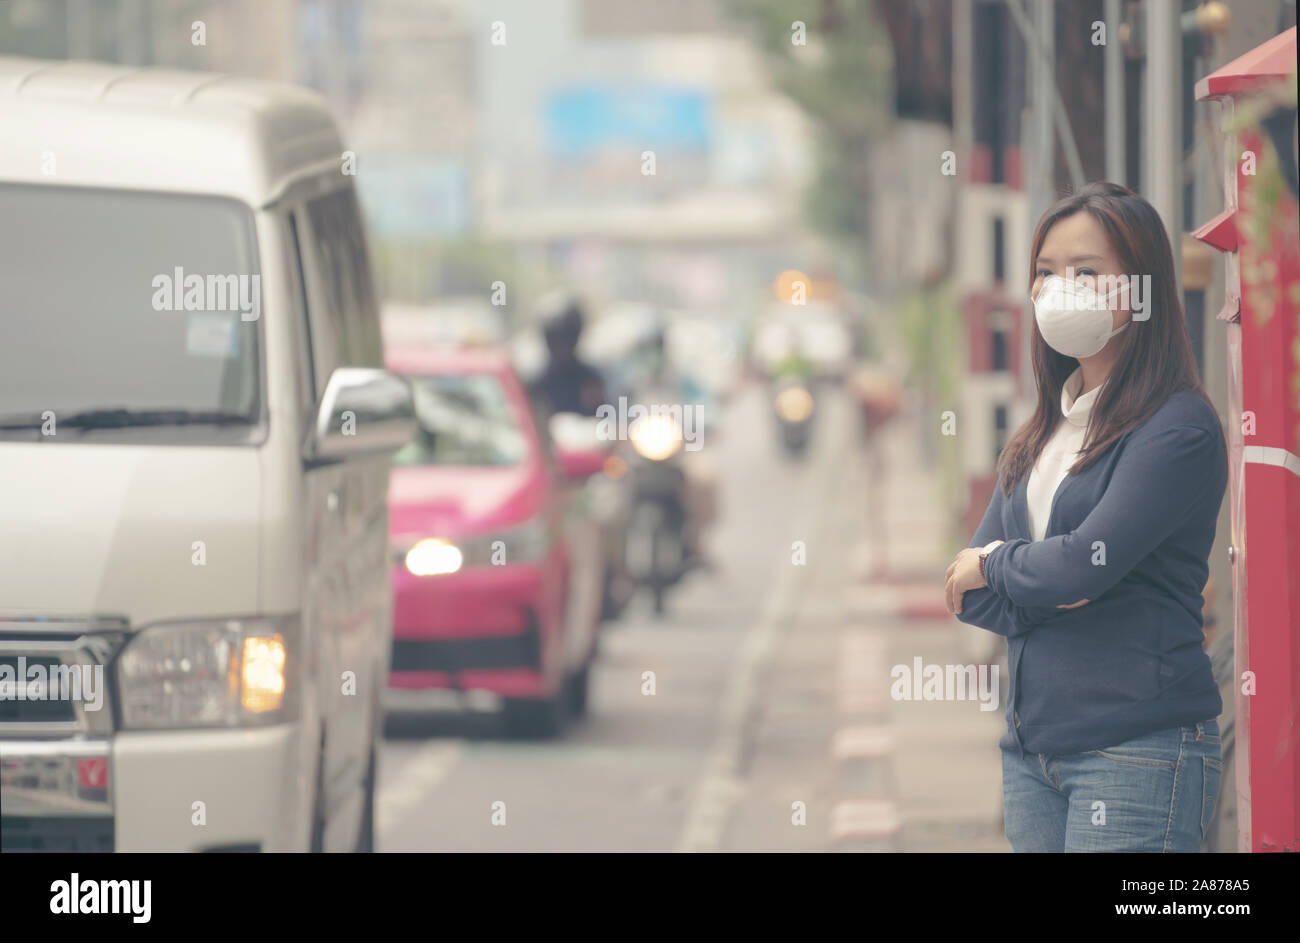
[
  {"left": 622, "top": 409, "right": 692, "bottom": 617},
  {"left": 771, "top": 376, "right": 816, "bottom": 459}
]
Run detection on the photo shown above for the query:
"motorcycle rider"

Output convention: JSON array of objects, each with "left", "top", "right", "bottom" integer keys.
[
  {"left": 768, "top": 324, "right": 815, "bottom": 385},
  {"left": 768, "top": 326, "right": 817, "bottom": 458},
  {"left": 615, "top": 318, "right": 706, "bottom": 408},
  {"left": 530, "top": 293, "right": 607, "bottom": 418},
  {"left": 616, "top": 316, "right": 717, "bottom": 571}
]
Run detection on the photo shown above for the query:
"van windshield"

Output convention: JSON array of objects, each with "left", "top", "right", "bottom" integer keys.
[{"left": 0, "top": 184, "right": 263, "bottom": 443}]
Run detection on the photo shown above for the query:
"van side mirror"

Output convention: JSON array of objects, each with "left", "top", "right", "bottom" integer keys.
[{"left": 304, "top": 367, "right": 415, "bottom": 465}]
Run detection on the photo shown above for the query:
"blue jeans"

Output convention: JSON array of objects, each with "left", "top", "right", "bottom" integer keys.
[{"left": 1001, "top": 718, "right": 1222, "bottom": 852}]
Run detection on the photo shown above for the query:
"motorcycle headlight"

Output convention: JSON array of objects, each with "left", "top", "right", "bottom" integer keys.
[
  {"left": 630, "top": 414, "right": 683, "bottom": 461},
  {"left": 116, "top": 616, "right": 297, "bottom": 729},
  {"left": 775, "top": 386, "right": 814, "bottom": 423}
]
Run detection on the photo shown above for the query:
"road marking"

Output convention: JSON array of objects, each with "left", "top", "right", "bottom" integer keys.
[
  {"left": 674, "top": 408, "right": 845, "bottom": 853},
  {"left": 672, "top": 570, "right": 797, "bottom": 852},
  {"left": 832, "top": 725, "right": 894, "bottom": 759},
  {"left": 829, "top": 797, "right": 902, "bottom": 847},
  {"left": 844, "top": 584, "right": 902, "bottom": 617},
  {"left": 376, "top": 739, "right": 463, "bottom": 843},
  {"left": 836, "top": 628, "right": 891, "bottom": 714}
]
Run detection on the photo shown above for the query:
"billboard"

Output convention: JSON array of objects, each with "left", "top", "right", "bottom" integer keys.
[{"left": 545, "top": 83, "right": 713, "bottom": 160}]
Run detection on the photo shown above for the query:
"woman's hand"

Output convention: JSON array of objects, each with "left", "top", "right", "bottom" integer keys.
[
  {"left": 945, "top": 541, "right": 1091, "bottom": 615},
  {"left": 945, "top": 548, "right": 986, "bottom": 615}
]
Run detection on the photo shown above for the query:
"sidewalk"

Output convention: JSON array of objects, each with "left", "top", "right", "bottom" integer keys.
[
  {"left": 836, "top": 406, "right": 1009, "bottom": 852},
  {"left": 717, "top": 396, "right": 1010, "bottom": 851}
]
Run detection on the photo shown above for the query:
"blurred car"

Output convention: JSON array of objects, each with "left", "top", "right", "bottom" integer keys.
[
  {"left": 0, "top": 57, "right": 414, "bottom": 852},
  {"left": 580, "top": 302, "right": 661, "bottom": 373},
  {"left": 750, "top": 301, "right": 854, "bottom": 379},
  {"left": 384, "top": 347, "right": 605, "bottom": 737},
  {"left": 666, "top": 313, "right": 743, "bottom": 403},
  {"left": 382, "top": 298, "right": 509, "bottom": 350}
]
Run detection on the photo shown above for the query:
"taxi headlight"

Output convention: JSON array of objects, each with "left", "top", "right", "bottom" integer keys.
[{"left": 405, "top": 537, "right": 464, "bottom": 576}]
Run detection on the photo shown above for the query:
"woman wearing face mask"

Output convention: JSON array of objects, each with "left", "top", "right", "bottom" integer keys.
[{"left": 944, "top": 182, "right": 1227, "bottom": 853}]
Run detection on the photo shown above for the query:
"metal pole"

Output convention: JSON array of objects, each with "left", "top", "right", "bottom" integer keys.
[
  {"left": 1023, "top": 0, "right": 1054, "bottom": 393},
  {"left": 1006, "top": 0, "right": 1085, "bottom": 192},
  {"left": 1145, "top": 0, "right": 1183, "bottom": 286},
  {"left": 1019, "top": 0, "right": 1054, "bottom": 236},
  {"left": 1104, "top": 0, "right": 1125, "bottom": 185}
]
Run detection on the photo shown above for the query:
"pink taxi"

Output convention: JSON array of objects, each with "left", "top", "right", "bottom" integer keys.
[{"left": 384, "top": 346, "right": 605, "bottom": 737}]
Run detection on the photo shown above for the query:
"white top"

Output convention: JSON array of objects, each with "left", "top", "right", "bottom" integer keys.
[{"left": 1025, "top": 368, "right": 1103, "bottom": 541}]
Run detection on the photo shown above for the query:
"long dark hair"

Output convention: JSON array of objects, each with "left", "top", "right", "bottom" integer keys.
[{"left": 996, "top": 182, "right": 1213, "bottom": 495}]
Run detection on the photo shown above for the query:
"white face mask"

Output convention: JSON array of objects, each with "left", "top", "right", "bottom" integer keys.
[{"left": 1033, "top": 274, "right": 1130, "bottom": 359}]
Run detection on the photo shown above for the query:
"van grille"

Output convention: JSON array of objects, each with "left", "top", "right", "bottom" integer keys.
[
  {"left": 0, "top": 656, "right": 77, "bottom": 724},
  {"left": 0, "top": 616, "right": 127, "bottom": 735},
  {"left": 0, "top": 816, "right": 115, "bottom": 852}
]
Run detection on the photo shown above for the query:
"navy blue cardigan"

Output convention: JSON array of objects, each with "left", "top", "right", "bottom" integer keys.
[{"left": 957, "top": 390, "right": 1226, "bottom": 756}]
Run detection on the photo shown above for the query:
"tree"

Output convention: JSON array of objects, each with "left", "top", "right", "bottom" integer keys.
[{"left": 728, "top": 0, "right": 894, "bottom": 254}]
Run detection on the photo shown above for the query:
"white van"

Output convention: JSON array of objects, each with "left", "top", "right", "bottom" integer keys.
[{"left": 0, "top": 58, "right": 414, "bottom": 852}]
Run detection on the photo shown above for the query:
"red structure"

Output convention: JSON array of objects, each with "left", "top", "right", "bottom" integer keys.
[{"left": 1193, "top": 27, "right": 1299, "bottom": 853}]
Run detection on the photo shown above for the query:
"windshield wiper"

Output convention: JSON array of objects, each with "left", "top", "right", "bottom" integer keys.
[{"left": 0, "top": 407, "right": 254, "bottom": 431}]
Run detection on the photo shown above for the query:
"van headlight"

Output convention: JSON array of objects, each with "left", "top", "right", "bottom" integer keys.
[
  {"left": 630, "top": 414, "right": 683, "bottom": 461},
  {"left": 116, "top": 617, "right": 297, "bottom": 729}
]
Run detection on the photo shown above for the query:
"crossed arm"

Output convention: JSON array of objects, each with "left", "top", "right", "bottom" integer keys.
[
  {"left": 948, "top": 423, "right": 1221, "bottom": 637},
  {"left": 948, "top": 483, "right": 1059, "bottom": 638}
]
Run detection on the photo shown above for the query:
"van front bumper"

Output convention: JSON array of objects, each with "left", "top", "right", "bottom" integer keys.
[{"left": 1, "top": 723, "right": 306, "bottom": 852}]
